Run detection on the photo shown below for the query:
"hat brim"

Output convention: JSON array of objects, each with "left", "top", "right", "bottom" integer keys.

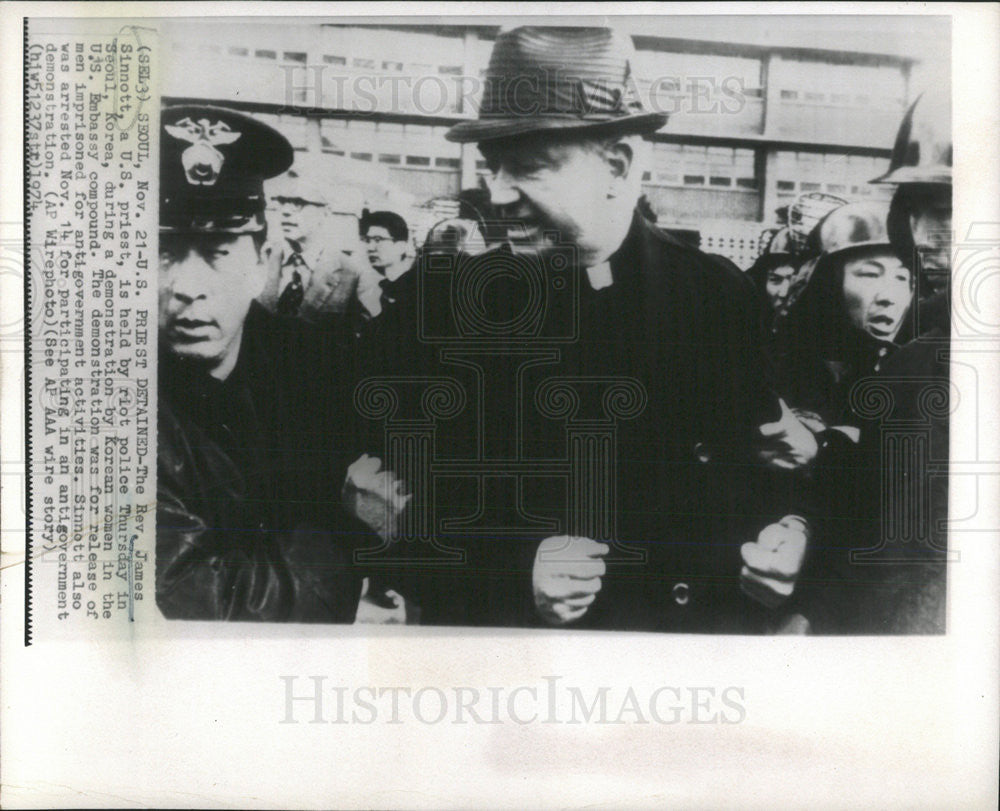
[
  {"left": 815, "top": 241, "right": 900, "bottom": 276},
  {"left": 445, "top": 112, "right": 668, "bottom": 143},
  {"left": 870, "top": 167, "right": 952, "bottom": 185}
]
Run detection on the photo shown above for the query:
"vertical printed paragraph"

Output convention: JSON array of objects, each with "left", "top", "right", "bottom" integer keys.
[{"left": 25, "top": 21, "right": 158, "bottom": 636}]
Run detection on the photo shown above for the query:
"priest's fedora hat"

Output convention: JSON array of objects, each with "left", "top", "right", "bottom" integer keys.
[{"left": 446, "top": 26, "right": 667, "bottom": 144}]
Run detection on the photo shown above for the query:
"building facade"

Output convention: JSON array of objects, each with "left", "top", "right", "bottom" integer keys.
[{"left": 161, "top": 20, "right": 943, "bottom": 265}]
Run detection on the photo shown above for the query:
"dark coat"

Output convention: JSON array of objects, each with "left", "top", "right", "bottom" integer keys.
[
  {"left": 156, "top": 303, "right": 369, "bottom": 622},
  {"left": 770, "top": 250, "right": 947, "bottom": 633},
  {"left": 358, "top": 212, "right": 799, "bottom": 632}
]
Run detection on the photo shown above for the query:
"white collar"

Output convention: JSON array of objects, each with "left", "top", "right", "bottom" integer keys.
[{"left": 585, "top": 262, "right": 613, "bottom": 291}]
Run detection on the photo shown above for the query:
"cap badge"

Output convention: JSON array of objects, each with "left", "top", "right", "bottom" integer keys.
[{"left": 164, "top": 117, "right": 242, "bottom": 187}]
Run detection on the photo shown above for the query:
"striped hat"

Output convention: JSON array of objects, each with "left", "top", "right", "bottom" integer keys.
[{"left": 446, "top": 27, "right": 667, "bottom": 143}]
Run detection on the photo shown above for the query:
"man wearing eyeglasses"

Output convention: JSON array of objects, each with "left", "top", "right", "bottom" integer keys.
[
  {"left": 358, "top": 209, "right": 414, "bottom": 320},
  {"left": 258, "top": 163, "right": 364, "bottom": 328}
]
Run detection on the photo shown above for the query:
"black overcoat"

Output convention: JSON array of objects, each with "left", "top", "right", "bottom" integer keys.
[{"left": 360, "top": 212, "right": 798, "bottom": 632}]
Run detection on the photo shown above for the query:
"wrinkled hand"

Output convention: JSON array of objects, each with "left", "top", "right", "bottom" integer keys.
[
  {"left": 740, "top": 517, "right": 810, "bottom": 608},
  {"left": 756, "top": 398, "right": 819, "bottom": 470},
  {"left": 342, "top": 454, "right": 411, "bottom": 541},
  {"left": 532, "top": 536, "right": 608, "bottom": 626}
]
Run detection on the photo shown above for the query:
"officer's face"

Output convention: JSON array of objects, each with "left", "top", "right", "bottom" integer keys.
[
  {"left": 276, "top": 197, "right": 326, "bottom": 246},
  {"left": 364, "top": 226, "right": 407, "bottom": 274},
  {"left": 159, "top": 233, "right": 265, "bottom": 377},
  {"left": 764, "top": 264, "right": 796, "bottom": 314},
  {"left": 908, "top": 186, "right": 952, "bottom": 280},
  {"left": 841, "top": 250, "right": 913, "bottom": 340},
  {"left": 479, "top": 137, "right": 621, "bottom": 261}
]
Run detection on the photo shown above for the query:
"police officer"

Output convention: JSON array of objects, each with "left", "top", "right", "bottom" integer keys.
[
  {"left": 873, "top": 89, "right": 952, "bottom": 327},
  {"left": 155, "top": 105, "right": 371, "bottom": 621}
]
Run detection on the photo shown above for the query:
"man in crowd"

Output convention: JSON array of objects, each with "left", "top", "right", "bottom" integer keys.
[
  {"left": 875, "top": 89, "right": 952, "bottom": 333},
  {"left": 848, "top": 88, "right": 953, "bottom": 633},
  {"left": 357, "top": 209, "right": 415, "bottom": 320},
  {"left": 258, "top": 159, "right": 364, "bottom": 328},
  {"left": 155, "top": 104, "right": 370, "bottom": 621},
  {"left": 362, "top": 26, "right": 817, "bottom": 631}
]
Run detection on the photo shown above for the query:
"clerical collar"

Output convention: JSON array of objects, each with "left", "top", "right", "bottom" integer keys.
[{"left": 585, "top": 262, "right": 613, "bottom": 291}]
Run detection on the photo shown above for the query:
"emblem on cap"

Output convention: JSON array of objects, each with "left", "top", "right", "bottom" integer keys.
[{"left": 164, "top": 117, "right": 242, "bottom": 186}]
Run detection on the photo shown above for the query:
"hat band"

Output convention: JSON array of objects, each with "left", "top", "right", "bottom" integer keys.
[
  {"left": 161, "top": 194, "right": 266, "bottom": 233},
  {"left": 479, "top": 71, "right": 645, "bottom": 120}
]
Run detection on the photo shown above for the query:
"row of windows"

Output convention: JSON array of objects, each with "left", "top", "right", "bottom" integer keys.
[
  {"left": 319, "top": 147, "right": 460, "bottom": 170},
  {"left": 171, "top": 38, "right": 906, "bottom": 115},
  {"left": 778, "top": 89, "right": 904, "bottom": 108},
  {"left": 775, "top": 179, "right": 892, "bottom": 199},
  {"left": 174, "top": 41, "right": 468, "bottom": 75},
  {"left": 643, "top": 172, "right": 758, "bottom": 189}
]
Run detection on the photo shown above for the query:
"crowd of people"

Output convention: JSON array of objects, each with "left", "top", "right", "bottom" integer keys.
[{"left": 155, "top": 27, "right": 950, "bottom": 633}]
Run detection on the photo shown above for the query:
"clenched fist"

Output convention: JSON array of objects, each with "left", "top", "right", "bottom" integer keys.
[
  {"left": 342, "top": 454, "right": 411, "bottom": 541},
  {"left": 740, "top": 516, "right": 810, "bottom": 608},
  {"left": 532, "top": 536, "right": 609, "bottom": 625}
]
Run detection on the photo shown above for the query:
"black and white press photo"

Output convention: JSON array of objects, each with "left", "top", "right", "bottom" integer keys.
[
  {"left": 9, "top": 5, "right": 1000, "bottom": 810},
  {"left": 146, "top": 16, "right": 952, "bottom": 634}
]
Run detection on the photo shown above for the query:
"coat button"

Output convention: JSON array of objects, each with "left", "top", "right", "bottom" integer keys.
[
  {"left": 672, "top": 582, "right": 690, "bottom": 606},
  {"left": 693, "top": 442, "right": 711, "bottom": 463}
]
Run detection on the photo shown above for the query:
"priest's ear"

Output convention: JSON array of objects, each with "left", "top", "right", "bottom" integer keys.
[{"left": 603, "top": 134, "right": 647, "bottom": 201}]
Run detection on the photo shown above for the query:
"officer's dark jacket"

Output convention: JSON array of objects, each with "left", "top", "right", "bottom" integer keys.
[
  {"left": 156, "top": 303, "right": 368, "bottom": 622},
  {"left": 359, "top": 211, "right": 799, "bottom": 632}
]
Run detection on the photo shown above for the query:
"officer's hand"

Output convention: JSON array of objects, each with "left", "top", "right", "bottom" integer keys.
[
  {"left": 740, "top": 517, "right": 810, "bottom": 608},
  {"left": 532, "top": 536, "right": 609, "bottom": 625},
  {"left": 756, "top": 398, "right": 819, "bottom": 470},
  {"left": 342, "top": 454, "right": 411, "bottom": 541},
  {"left": 354, "top": 577, "right": 408, "bottom": 624}
]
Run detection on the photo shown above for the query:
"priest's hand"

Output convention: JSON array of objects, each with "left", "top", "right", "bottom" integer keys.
[
  {"left": 740, "top": 516, "right": 810, "bottom": 608},
  {"left": 532, "top": 536, "right": 609, "bottom": 625}
]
